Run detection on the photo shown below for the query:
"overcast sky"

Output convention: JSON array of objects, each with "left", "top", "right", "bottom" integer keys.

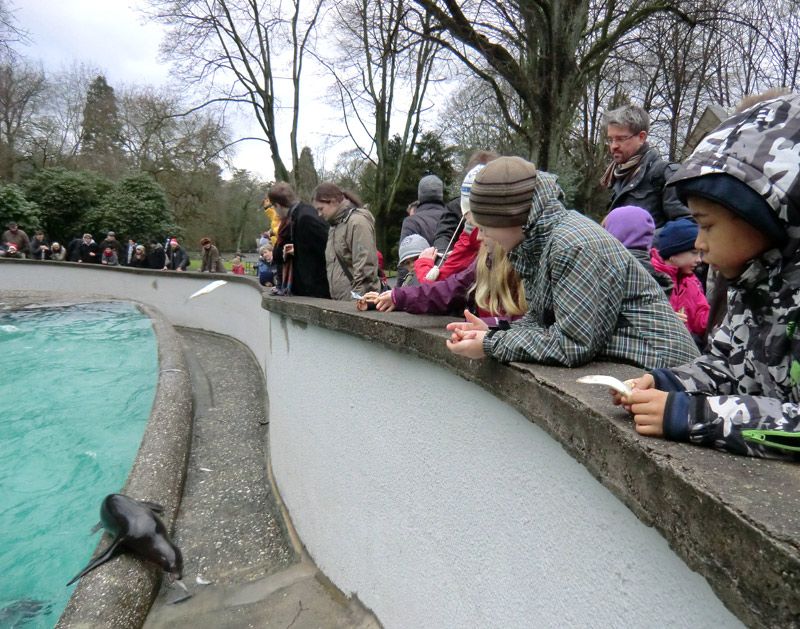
[{"left": 13, "top": 0, "right": 351, "bottom": 181}]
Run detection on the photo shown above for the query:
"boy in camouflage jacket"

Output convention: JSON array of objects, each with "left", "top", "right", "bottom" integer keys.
[{"left": 615, "top": 93, "right": 800, "bottom": 459}]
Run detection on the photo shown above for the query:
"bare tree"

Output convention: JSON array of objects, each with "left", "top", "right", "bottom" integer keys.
[
  {"left": 27, "top": 62, "right": 100, "bottom": 169},
  {"left": 411, "top": 0, "right": 691, "bottom": 170},
  {"left": 435, "top": 75, "right": 526, "bottom": 166},
  {"left": 0, "top": 1, "right": 29, "bottom": 56},
  {"left": 117, "top": 85, "right": 230, "bottom": 176},
  {"left": 144, "top": 0, "right": 324, "bottom": 183},
  {"left": 0, "top": 55, "right": 45, "bottom": 179},
  {"left": 320, "top": 0, "right": 442, "bottom": 255}
]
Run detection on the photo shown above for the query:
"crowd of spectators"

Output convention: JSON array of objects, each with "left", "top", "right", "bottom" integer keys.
[
  {"left": 0, "top": 228, "right": 202, "bottom": 273},
  {"left": 4, "top": 95, "right": 800, "bottom": 462}
]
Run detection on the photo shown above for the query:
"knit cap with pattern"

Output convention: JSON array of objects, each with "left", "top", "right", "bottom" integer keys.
[{"left": 468, "top": 156, "right": 537, "bottom": 228}]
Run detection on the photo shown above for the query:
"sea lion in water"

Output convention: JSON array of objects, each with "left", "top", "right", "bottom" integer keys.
[{"left": 67, "top": 493, "right": 184, "bottom": 586}]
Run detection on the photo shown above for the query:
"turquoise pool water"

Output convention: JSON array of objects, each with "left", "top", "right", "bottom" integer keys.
[{"left": 0, "top": 302, "right": 157, "bottom": 628}]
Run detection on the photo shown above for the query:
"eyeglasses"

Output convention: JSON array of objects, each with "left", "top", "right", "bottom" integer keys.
[{"left": 606, "top": 133, "right": 637, "bottom": 145}]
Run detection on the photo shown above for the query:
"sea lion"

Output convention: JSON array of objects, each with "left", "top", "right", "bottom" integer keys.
[{"left": 66, "top": 493, "right": 184, "bottom": 586}]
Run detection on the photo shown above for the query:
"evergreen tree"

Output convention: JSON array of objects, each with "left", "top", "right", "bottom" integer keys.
[
  {"left": 293, "top": 146, "right": 318, "bottom": 200},
  {"left": 86, "top": 172, "right": 180, "bottom": 243},
  {"left": 0, "top": 182, "right": 40, "bottom": 232},
  {"left": 79, "top": 75, "right": 124, "bottom": 175},
  {"left": 22, "top": 167, "right": 112, "bottom": 242}
]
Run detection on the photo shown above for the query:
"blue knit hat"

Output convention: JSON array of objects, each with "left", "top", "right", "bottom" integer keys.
[{"left": 658, "top": 219, "right": 698, "bottom": 259}]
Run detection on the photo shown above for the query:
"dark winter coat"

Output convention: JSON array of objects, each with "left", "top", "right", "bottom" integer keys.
[
  {"left": 431, "top": 197, "right": 464, "bottom": 253},
  {"left": 78, "top": 240, "right": 100, "bottom": 263},
  {"left": 148, "top": 244, "right": 166, "bottom": 270},
  {"left": 288, "top": 201, "right": 330, "bottom": 298},
  {"left": 67, "top": 238, "right": 83, "bottom": 262},
  {"left": 607, "top": 147, "right": 691, "bottom": 228},
  {"left": 30, "top": 237, "right": 50, "bottom": 260},
  {"left": 165, "top": 245, "right": 189, "bottom": 271},
  {"left": 396, "top": 200, "right": 447, "bottom": 285}
]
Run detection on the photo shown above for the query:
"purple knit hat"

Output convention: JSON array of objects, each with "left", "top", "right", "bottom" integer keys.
[{"left": 604, "top": 205, "right": 655, "bottom": 250}]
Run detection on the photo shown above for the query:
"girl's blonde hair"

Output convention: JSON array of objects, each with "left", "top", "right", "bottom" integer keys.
[{"left": 473, "top": 243, "right": 526, "bottom": 316}]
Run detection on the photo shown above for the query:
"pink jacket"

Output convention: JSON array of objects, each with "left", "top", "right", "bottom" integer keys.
[{"left": 650, "top": 249, "right": 709, "bottom": 336}]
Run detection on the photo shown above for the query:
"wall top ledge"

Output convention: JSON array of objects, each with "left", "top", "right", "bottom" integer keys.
[{"left": 262, "top": 294, "right": 800, "bottom": 629}]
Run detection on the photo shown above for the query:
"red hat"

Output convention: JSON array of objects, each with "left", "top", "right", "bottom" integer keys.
[
  {"left": 7, "top": 244, "right": 17, "bottom": 251},
  {"left": 170, "top": 238, "right": 178, "bottom": 245}
]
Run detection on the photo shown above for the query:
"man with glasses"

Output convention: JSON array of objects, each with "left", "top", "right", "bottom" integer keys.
[{"left": 601, "top": 105, "right": 690, "bottom": 231}]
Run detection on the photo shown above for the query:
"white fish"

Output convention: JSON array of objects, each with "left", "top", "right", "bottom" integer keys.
[
  {"left": 576, "top": 375, "right": 633, "bottom": 397},
  {"left": 188, "top": 280, "right": 227, "bottom": 300},
  {"left": 196, "top": 576, "right": 212, "bottom": 585}
]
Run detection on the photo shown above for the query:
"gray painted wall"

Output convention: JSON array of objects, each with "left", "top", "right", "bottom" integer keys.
[{"left": 0, "top": 263, "right": 742, "bottom": 628}]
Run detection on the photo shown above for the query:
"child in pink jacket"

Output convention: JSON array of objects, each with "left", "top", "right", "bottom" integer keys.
[{"left": 650, "top": 218, "right": 709, "bottom": 337}]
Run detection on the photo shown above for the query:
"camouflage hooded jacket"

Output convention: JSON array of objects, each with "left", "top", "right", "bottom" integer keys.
[
  {"left": 481, "top": 171, "right": 699, "bottom": 369},
  {"left": 653, "top": 94, "right": 800, "bottom": 459}
]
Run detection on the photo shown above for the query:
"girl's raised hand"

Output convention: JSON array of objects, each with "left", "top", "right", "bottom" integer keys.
[{"left": 445, "top": 310, "right": 489, "bottom": 334}]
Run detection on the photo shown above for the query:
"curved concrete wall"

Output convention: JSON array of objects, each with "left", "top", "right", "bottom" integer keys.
[
  {"left": 0, "top": 261, "right": 767, "bottom": 628},
  {"left": 266, "top": 318, "right": 740, "bottom": 628}
]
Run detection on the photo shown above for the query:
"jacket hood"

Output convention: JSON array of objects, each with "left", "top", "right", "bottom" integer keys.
[
  {"left": 524, "top": 170, "right": 567, "bottom": 236},
  {"left": 669, "top": 94, "right": 800, "bottom": 240},
  {"left": 327, "top": 203, "right": 374, "bottom": 227}
]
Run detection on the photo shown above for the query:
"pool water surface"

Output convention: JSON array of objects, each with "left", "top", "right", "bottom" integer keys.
[{"left": 0, "top": 302, "right": 157, "bottom": 628}]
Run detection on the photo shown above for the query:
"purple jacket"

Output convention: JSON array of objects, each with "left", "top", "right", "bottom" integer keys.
[{"left": 392, "top": 259, "right": 477, "bottom": 315}]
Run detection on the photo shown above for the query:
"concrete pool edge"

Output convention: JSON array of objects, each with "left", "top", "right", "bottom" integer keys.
[{"left": 55, "top": 300, "right": 193, "bottom": 629}]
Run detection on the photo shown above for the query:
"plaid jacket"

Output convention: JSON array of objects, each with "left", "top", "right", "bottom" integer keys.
[{"left": 482, "top": 172, "right": 699, "bottom": 369}]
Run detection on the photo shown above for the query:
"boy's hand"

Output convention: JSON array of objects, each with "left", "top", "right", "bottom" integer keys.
[
  {"left": 611, "top": 374, "right": 654, "bottom": 410},
  {"left": 446, "top": 310, "right": 489, "bottom": 337},
  {"left": 446, "top": 328, "right": 486, "bottom": 359},
  {"left": 630, "top": 389, "right": 669, "bottom": 436}
]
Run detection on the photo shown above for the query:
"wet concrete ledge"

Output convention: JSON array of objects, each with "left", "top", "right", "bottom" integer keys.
[
  {"left": 262, "top": 294, "right": 800, "bottom": 629},
  {"left": 49, "top": 298, "right": 194, "bottom": 629}
]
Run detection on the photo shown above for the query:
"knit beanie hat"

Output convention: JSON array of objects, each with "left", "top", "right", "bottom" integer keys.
[
  {"left": 460, "top": 164, "right": 486, "bottom": 216},
  {"left": 604, "top": 205, "right": 655, "bottom": 250},
  {"left": 398, "top": 234, "right": 430, "bottom": 263},
  {"left": 658, "top": 218, "right": 698, "bottom": 259},
  {"left": 418, "top": 174, "right": 444, "bottom": 204},
  {"left": 468, "top": 156, "right": 537, "bottom": 228},
  {"left": 200, "top": 237, "right": 211, "bottom": 246}
]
